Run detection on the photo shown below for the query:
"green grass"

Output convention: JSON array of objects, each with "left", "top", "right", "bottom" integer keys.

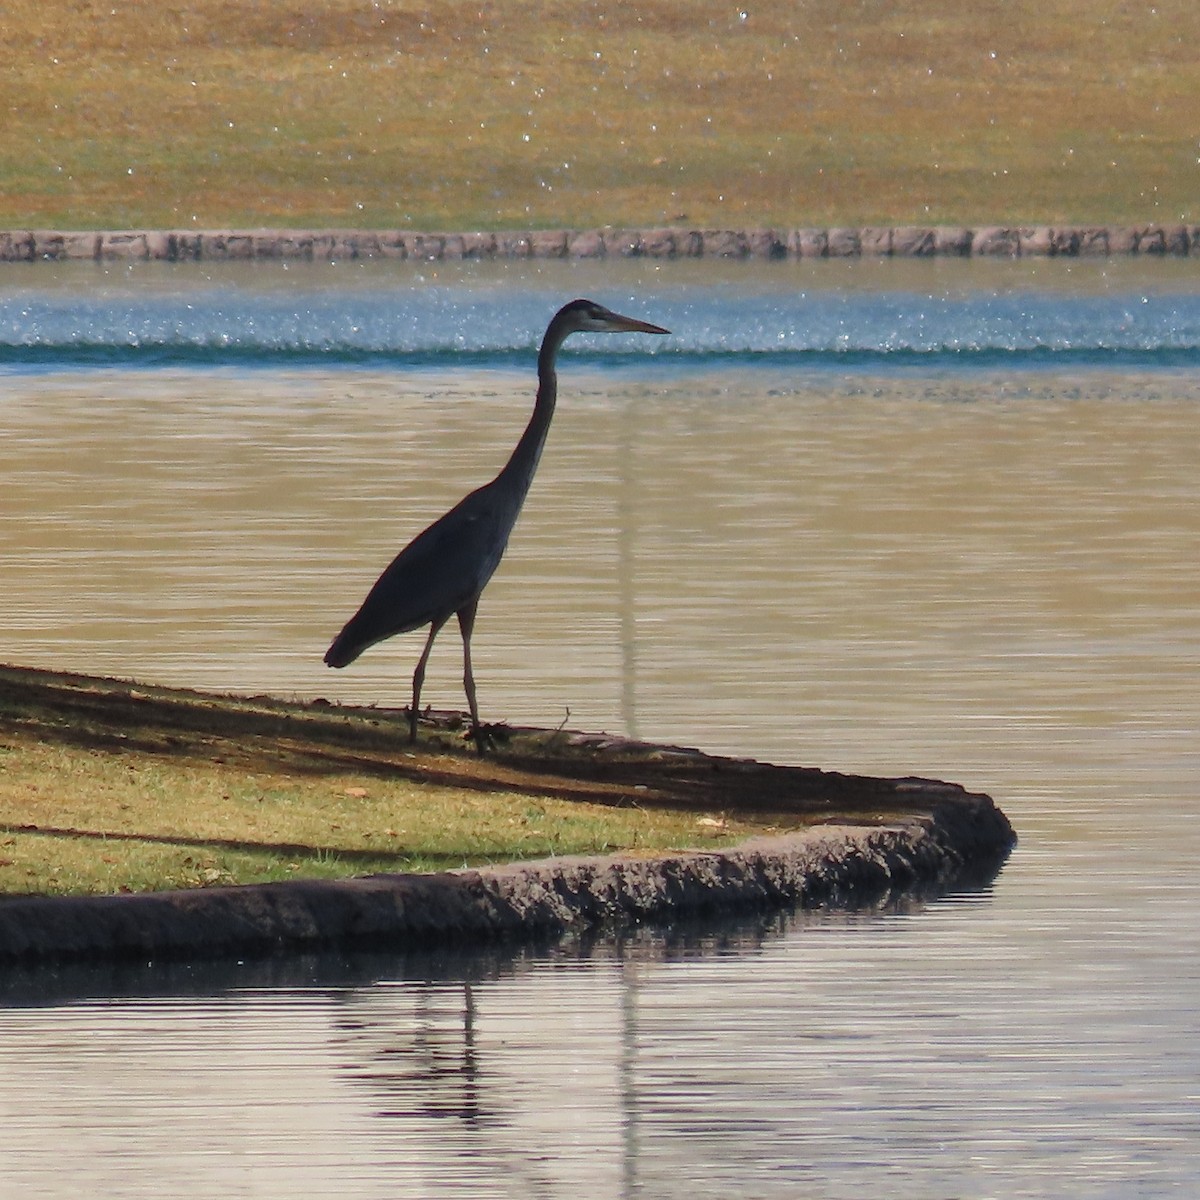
[
  {"left": 0, "top": 667, "right": 776, "bottom": 897},
  {"left": 2, "top": 0, "right": 1198, "bottom": 230},
  {"left": 0, "top": 732, "right": 760, "bottom": 896}
]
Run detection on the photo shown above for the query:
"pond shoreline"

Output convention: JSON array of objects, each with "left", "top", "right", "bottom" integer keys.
[
  {"left": 1, "top": 223, "right": 1197, "bottom": 263},
  {"left": 1, "top": 663, "right": 1017, "bottom": 966},
  {"left": 0, "top": 671, "right": 1015, "bottom": 966}
]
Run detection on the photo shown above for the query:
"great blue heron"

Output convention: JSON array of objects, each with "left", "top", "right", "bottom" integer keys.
[{"left": 324, "top": 298, "right": 670, "bottom": 752}]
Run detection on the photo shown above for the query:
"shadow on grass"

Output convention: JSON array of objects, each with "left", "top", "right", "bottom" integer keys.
[
  {"left": 0, "top": 819, "right": 465, "bottom": 872},
  {"left": 0, "top": 662, "right": 965, "bottom": 825}
]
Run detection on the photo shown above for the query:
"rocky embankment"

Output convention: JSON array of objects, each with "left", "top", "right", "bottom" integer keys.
[
  {"left": 1, "top": 223, "right": 1197, "bottom": 262},
  {"left": 0, "top": 668, "right": 1016, "bottom": 966},
  {"left": 0, "top": 777, "right": 1014, "bottom": 966}
]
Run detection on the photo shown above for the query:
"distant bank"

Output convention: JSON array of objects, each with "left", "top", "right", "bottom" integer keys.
[{"left": 2, "top": 223, "right": 1198, "bottom": 263}]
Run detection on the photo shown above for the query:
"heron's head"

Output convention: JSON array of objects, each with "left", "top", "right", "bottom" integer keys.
[{"left": 559, "top": 298, "right": 670, "bottom": 337}]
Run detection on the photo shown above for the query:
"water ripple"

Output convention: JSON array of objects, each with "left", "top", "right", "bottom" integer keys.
[{"left": 4, "top": 269, "right": 1200, "bottom": 373}]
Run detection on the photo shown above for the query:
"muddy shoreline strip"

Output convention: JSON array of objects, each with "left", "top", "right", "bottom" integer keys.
[
  {"left": 1, "top": 224, "right": 1197, "bottom": 263},
  {"left": 0, "top": 786, "right": 1013, "bottom": 966}
]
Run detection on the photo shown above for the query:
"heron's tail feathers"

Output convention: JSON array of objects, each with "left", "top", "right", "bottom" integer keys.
[{"left": 324, "top": 624, "right": 366, "bottom": 669}]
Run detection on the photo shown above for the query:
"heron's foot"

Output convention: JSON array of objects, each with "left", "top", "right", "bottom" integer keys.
[
  {"left": 465, "top": 721, "right": 508, "bottom": 755},
  {"left": 403, "top": 704, "right": 429, "bottom": 742}
]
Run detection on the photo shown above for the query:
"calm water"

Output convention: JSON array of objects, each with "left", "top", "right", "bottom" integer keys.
[{"left": 1, "top": 258, "right": 1198, "bottom": 1196}]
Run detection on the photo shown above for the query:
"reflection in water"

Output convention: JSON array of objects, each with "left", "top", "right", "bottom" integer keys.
[
  {"left": 1, "top": 889, "right": 1194, "bottom": 1197},
  {"left": 1, "top": 271, "right": 1199, "bottom": 1194}
]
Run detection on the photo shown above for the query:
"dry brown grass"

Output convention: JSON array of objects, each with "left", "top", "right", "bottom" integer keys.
[{"left": 2, "top": 0, "right": 1197, "bottom": 230}]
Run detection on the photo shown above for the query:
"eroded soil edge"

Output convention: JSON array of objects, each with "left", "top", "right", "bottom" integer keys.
[{"left": 0, "top": 665, "right": 1016, "bottom": 964}]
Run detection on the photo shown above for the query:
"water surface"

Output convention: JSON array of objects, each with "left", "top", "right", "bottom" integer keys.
[{"left": 1, "top": 258, "right": 1197, "bottom": 1196}]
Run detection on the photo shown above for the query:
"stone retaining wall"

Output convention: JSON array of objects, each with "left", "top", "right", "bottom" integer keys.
[
  {"left": 1, "top": 224, "right": 1197, "bottom": 263},
  {"left": 0, "top": 788, "right": 1014, "bottom": 966}
]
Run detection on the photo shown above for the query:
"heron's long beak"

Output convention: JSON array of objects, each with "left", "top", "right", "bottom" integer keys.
[{"left": 605, "top": 310, "right": 671, "bottom": 336}]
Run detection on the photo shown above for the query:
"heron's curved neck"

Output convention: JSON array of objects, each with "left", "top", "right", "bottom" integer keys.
[{"left": 498, "top": 314, "right": 571, "bottom": 497}]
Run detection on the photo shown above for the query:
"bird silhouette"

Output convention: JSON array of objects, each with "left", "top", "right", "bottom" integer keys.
[{"left": 324, "top": 298, "right": 669, "bottom": 752}]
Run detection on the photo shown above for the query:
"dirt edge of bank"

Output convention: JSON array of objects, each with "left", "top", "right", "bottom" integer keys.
[{"left": 0, "top": 788, "right": 1014, "bottom": 965}]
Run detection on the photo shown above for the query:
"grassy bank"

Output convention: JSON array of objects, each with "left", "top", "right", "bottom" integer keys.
[
  {"left": 3, "top": 1, "right": 1198, "bottom": 231},
  {"left": 1, "top": 666, "right": 808, "bottom": 897}
]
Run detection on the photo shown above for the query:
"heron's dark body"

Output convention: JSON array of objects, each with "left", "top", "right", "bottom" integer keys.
[{"left": 324, "top": 476, "right": 517, "bottom": 668}]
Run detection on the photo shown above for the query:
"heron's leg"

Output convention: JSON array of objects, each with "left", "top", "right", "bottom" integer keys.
[
  {"left": 410, "top": 616, "right": 448, "bottom": 742},
  {"left": 456, "top": 597, "right": 485, "bottom": 754}
]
